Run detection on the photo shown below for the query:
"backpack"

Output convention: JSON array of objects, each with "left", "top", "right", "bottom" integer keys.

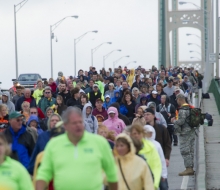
[
  {"left": 205, "top": 113, "right": 213, "bottom": 126},
  {"left": 180, "top": 106, "right": 205, "bottom": 128}
]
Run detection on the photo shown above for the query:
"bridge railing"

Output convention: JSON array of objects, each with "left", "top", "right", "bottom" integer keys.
[{"left": 209, "top": 79, "right": 220, "bottom": 114}]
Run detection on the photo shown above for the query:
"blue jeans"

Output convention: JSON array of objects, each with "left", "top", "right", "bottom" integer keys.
[{"left": 160, "top": 178, "right": 169, "bottom": 190}]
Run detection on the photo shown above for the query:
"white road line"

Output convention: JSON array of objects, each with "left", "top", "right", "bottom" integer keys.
[{"left": 180, "top": 176, "right": 189, "bottom": 190}]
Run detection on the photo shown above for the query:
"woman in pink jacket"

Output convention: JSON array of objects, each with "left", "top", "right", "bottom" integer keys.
[{"left": 103, "top": 107, "right": 126, "bottom": 136}]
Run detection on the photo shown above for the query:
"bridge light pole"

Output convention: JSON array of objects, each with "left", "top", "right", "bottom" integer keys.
[
  {"left": 103, "top": 49, "right": 121, "bottom": 68},
  {"left": 113, "top": 55, "right": 130, "bottom": 69}
]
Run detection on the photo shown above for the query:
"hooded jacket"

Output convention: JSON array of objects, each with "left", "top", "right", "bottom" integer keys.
[
  {"left": 147, "top": 94, "right": 161, "bottom": 107},
  {"left": 144, "top": 125, "right": 167, "bottom": 179},
  {"left": 114, "top": 133, "right": 154, "bottom": 190},
  {"left": 103, "top": 107, "right": 126, "bottom": 136},
  {"left": 126, "top": 69, "right": 135, "bottom": 87},
  {"left": 139, "top": 138, "right": 162, "bottom": 189},
  {"left": 0, "top": 91, "right": 15, "bottom": 114},
  {"left": 27, "top": 115, "right": 43, "bottom": 135},
  {"left": 111, "top": 90, "right": 120, "bottom": 103},
  {"left": 82, "top": 103, "right": 98, "bottom": 134},
  {"left": 110, "top": 102, "right": 131, "bottom": 125},
  {"left": 15, "top": 95, "right": 37, "bottom": 112},
  {"left": 135, "top": 94, "right": 148, "bottom": 113}
]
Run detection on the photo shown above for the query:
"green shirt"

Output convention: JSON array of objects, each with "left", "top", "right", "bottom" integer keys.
[
  {"left": 37, "top": 132, "right": 117, "bottom": 190},
  {"left": 0, "top": 157, "right": 34, "bottom": 190},
  {"left": 33, "top": 89, "right": 44, "bottom": 104}
]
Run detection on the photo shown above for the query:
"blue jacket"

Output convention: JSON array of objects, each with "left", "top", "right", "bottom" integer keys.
[
  {"left": 111, "top": 90, "right": 120, "bottom": 103},
  {"left": 4, "top": 125, "right": 35, "bottom": 168},
  {"left": 27, "top": 115, "right": 43, "bottom": 135},
  {"left": 103, "top": 100, "right": 112, "bottom": 110},
  {"left": 27, "top": 131, "right": 50, "bottom": 174}
]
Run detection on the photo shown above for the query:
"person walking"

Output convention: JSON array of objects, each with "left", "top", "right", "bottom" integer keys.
[
  {"left": 144, "top": 108, "right": 171, "bottom": 167},
  {"left": 3, "top": 111, "right": 35, "bottom": 168},
  {"left": 55, "top": 95, "right": 67, "bottom": 116},
  {"left": 66, "top": 87, "right": 81, "bottom": 108},
  {"left": 38, "top": 87, "right": 56, "bottom": 114},
  {"left": 129, "top": 124, "right": 162, "bottom": 189},
  {"left": 0, "top": 104, "right": 9, "bottom": 132},
  {"left": 114, "top": 133, "right": 154, "bottom": 190},
  {"left": 16, "top": 88, "right": 37, "bottom": 111},
  {"left": 0, "top": 133, "right": 34, "bottom": 190},
  {"left": 36, "top": 107, "right": 118, "bottom": 190},
  {"left": 103, "top": 107, "right": 126, "bottom": 136},
  {"left": 82, "top": 103, "right": 98, "bottom": 134},
  {"left": 33, "top": 80, "right": 44, "bottom": 105},
  {"left": 0, "top": 91, "right": 15, "bottom": 114},
  {"left": 171, "top": 93, "right": 195, "bottom": 176}
]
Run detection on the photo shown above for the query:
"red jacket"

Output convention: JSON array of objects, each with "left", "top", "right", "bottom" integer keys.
[{"left": 48, "top": 82, "right": 57, "bottom": 93}]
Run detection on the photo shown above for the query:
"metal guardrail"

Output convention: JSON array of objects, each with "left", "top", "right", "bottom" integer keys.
[{"left": 209, "top": 79, "right": 220, "bottom": 114}]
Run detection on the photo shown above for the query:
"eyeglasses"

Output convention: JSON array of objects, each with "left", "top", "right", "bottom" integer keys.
[
  {"left": 45, "top": 92, "right": 51, "bottom": 94},
  {"left": 16, "top": 118, "right": 23, "bottom": 122},
  {"left": 30, "top": 112, "right": 37, "bottom": 114}
]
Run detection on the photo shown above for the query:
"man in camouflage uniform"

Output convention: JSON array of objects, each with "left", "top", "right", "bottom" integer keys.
[{"left": 171, "top": 93, "right": 195, "bottom": 176}]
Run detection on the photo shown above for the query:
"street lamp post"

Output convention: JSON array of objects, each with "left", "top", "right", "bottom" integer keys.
[
  {"left": 91, "top": 42, "right": 112, "bottom": 67},
  {"left": 113, "top": 55, "right": 130, "bottom": 69},
  {"left": 189, "top": 50, "right": 201, "bottom": 55},
  {"left": 186, "top": 33, "right": 201, "bottom": 39},
  {"left": 103, "top": 49, "right": 121, "bottom": 68},
  {"left": 188, "top": 43, "right": 201, "bottom": 48},
  {"left": 74, "top": 31, "right": 98, "bottom": 76},
  {"left": 190, "top": 56, "right": 200, "bottom": 60},
  {"left": 50, "top": 16, "right": 78, "bottom": 78},
  {"left": 124, "top": 61, "right": 137, "bottom": 67},
  {"left": 14, "top": 0, "right": 28, "bottom": 79}
]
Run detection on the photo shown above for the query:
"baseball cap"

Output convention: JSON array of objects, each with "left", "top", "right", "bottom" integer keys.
[
  {"left": 2, "top": 92, "right": 9, "bottom": 97},
  {"left": 108, "top": 110, "right": 116, "bottom": 114},
  {"left": 79, "top": 89, "right": 85, "bottom": 94},
  {"left": 167, "top": 78, "right": 173, "bottom": 83},
  {"left": 9, "top": 112, "right": 24, "bottom": 120},
  {"left": 144, "top": 108, "right": 155, "bottom": 115},
  {"left": 93, "top": 84, "right": 99, "bottom": 88},
  {"left": 105, "top": 95, "right": 110, "bottom": 99},
  {"left": 13, "top": 80, "right": 18, "bottom": 84},
  {"left": 69, "top": 76, "right": 73, "bottom": 80},
  {"left": 152, "top": 90, "right": 158, "bottom": 95},
  {"left": 143, "top": 125, "right": 154, "bottom": 133},
  {"left": 108, "top": 83, "right": 114, "bottom": 87},
  {"left": 174, "top": 87, "right": 181, "bottom": 92},
  {"left": 96, "top": 98, "right": 103, "bottom": 103}
]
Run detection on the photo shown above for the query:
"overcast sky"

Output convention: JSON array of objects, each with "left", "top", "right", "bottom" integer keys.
[{"left": 0, "top": 0, "right": 218, "bottom": 88}]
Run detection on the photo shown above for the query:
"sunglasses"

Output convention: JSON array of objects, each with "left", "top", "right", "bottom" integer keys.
[
  {"left": 31, "top": 112, "right": 37, "bottom": 114},
  {"left": 45, "top": 92, "right": 51, "bottom": 94},
  {"left": 16, "top": 118, "right": 23, "bottom": 122}
]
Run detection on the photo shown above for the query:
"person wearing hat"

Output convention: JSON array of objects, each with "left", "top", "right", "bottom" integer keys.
[
  {"left": 0, "top": 91, "right": 15, "bottom": 114},
  {"left": 170, "top": 93, "right": 195, "bottom": 176},
  {"left": 144, "top": 108, "right": 171, "bottom": 167},
  {"left": 163, "top": 78, "right": 175, "bottom": 97},
  {"left": 147, "top": 90, "right": 161, "bottom": 107},
  {"left": 104, "top": 83, "right": 115, "bottom": 99},
  {"left": 92, "top": 98, "right": 108, "bottom": 122},
  {"left": 103, "top": 95, "right": 112, "bottom": 110},
  {"left": 38, "top": 87, "right": 56, "bottom": 115},
  {"left": 3, "top": 111, "right": 35, "bottom": 168},
  {"left": 88, "top": 84, "right": 104, "bottom": 108},
  {"left": 33, "top": 80, "right": 44, "bottom": 105},
  {"left": 56, "top": 71, "right": 67, "bottom": 85},
  {"left": 103, "top": 107, "right": 125, "bottom": 136}
]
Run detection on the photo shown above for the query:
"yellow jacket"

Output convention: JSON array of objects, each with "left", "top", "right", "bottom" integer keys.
[
  {"left": 139, "top": 139, "right": 162, "bottom": 189},
  {"left": 127, "top": 69, "right": 135, "bottom": 87},
  {"left": 32, "top": 151, "right": 44, "bottom": 188},
  {"left": 114, "top": 133, "right": 154, "bottom": 190}
]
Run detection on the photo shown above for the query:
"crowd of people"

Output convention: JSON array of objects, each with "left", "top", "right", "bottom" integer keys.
[{"left": 0, "top": 65, "right": 203, "bottom": 190}]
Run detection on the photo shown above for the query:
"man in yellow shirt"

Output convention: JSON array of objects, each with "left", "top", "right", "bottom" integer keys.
[
  {"left": 33, "top": 80, "right": 44, "bottom": 105},
  {"left": 36, "top": 107, "right": 118, "bottom": 190}
]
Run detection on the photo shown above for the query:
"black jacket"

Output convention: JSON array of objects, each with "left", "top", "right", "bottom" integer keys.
[
  {"left": 15, "top": 96, "right": 36, "bottom": 111},
  {"left": 66, "top": 97, "right": 81, "bottom": 108},
  {"left": 58, "top": 91, "right": 71, "bottom": 105},
  {"left": 131, "top": 81, "right": 143, "bottom": 90},
  {"left": 89, "top": 91, "right": 102, "bottom": 108}
]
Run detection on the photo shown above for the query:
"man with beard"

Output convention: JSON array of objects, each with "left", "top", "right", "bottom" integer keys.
[{"left": 57, "top": 83, "right": 71, "bottom": 105}]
